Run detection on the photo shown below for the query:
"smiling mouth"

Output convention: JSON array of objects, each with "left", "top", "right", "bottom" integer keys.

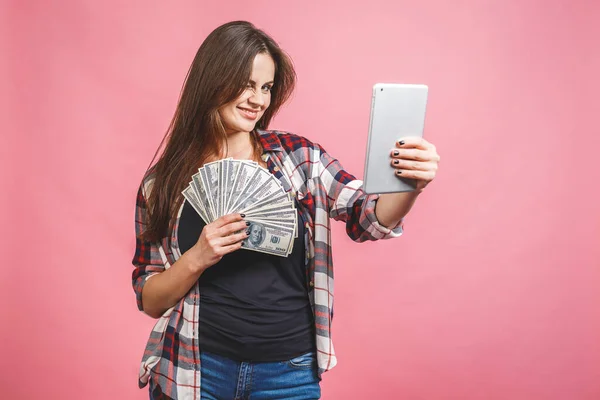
[{"left": 238, "top": 107, "right": 259, "bottom": 120}]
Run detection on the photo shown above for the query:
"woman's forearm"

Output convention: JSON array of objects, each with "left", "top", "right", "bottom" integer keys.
[
  {"left": 140, "top": 214, "right": 249, "bottom": 318},
  {"left": 374, "top": 189, "right": 422, "bottom": 229},
  {"left": 141, "top": 251, "right": 205, "bottom": 318}
]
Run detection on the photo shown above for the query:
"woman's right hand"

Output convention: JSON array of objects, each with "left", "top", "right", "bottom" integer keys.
[{"left": 189, "top": 213, "right": 249, "bottom": 272}]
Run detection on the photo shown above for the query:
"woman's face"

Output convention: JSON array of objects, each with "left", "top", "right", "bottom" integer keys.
[{"left": 220, "top": 53, "right": 275, "bottom": 135}]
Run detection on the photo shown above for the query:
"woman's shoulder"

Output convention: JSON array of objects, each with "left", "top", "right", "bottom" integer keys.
[
  {"left": 257, "top": 129, "right": 322, "bottom": 154},
  {"left": 137, "top": 165, "right": 158, "bottom": 201}
]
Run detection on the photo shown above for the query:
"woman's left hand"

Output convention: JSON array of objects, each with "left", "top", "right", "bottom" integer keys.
[{"left": 390, "top": 137, "right": 440, "bottom": 191}]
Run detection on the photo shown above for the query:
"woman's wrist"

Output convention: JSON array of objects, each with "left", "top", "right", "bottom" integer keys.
[
  {"left": 375, "top": 190, "right": 421, "bottom": 228},
  {"left": 183, "top": 248, "right": 208, "bottom": 275}
]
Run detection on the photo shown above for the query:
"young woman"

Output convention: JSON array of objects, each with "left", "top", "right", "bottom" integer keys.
[{"left": 132, "top": 20, "right": 440, "bottom": 400}]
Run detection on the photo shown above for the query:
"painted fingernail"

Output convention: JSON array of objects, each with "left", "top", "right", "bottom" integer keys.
[
  {"left": 245, "top": 229, "right": 250, "bottom": 235},
  {"left": 398, "top": 140, "right": 405, "bottom": 146},
  {"left": 240, "top": 214, "right": 246, "bottom": 218},
  {"left": 393, "top": 160, "right": 399, "bottom": 165},
  {"left": 396, "top": 170, "right": 402, "bottom": 175},
  {"left": 245, "top": 221, "right": 250, "bottom": 226},
  {"left": 392, "top": 150, "right": 399, "bottom": 156}
]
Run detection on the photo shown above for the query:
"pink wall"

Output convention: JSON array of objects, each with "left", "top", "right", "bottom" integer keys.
[{"left": 3, "top": 1, "right": 600, "bottom": 399}]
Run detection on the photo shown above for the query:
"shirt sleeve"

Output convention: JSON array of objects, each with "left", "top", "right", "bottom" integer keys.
[
  {"left": 131, "top": 181, "right": 167, "bottom": 313},
  {"left": 315, "top": 144, "right": 404, "bottom": 242}
]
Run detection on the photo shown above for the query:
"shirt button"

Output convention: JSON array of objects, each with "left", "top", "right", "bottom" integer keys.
[
  {"left": 309, "top": 281, "right": 314, "bottom": 287},
  {"left": 273, "top": 166, "right": 279, "bottom": 172}
]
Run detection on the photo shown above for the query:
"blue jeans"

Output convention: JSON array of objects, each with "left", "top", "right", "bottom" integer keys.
[{"left": 150, "top": 351, "right": 321, "bottom": 400}]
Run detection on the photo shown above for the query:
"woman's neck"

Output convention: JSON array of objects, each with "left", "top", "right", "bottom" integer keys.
[{"left": 224, "top": 131, "right": 257, "bottom": 161}]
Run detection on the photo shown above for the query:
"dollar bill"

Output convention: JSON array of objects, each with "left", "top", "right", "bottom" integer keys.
[
  {"left": 234, "top": 173, "right": 283, "bottom": 213},
  {"left": 222, "top": 159, "right": 238, "bottom": 215},
  {"left": 182, "top": 186, "right": 210, "bottom": 224},
  {"left": 219, "top": 158, "right": 226, "bottom": 219},
  {"left": 243, "top": 220, "right": 295, "bottom": 256},
  {"left": 226, "top": 161, "right": 257, "bottom": 214},
  {"left": 182, "top": 159, "right": 299, "bottom": 257},
  {"left": 244, "top": 202, "right": 296, "bottom": 216},
  {"left": 244, "top": 216, "right": 298, "bottom": 239},
  {"left": 245, "top": 209, "right": 297, "bottom": 221},
  {"left": 200, "top": 161, "right": 220, "bottom": 219},
  {"left": 228, "top": 166, "right": 270, "bottom": 212},
  {"left": 191, "top": 172, "right": 212, "bottom": 222},
  {"left": 238, "top": 191, "right": 292, "bottom": 214}
]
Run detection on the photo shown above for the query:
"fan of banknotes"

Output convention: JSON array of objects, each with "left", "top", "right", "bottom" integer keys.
[{"left": 182, "top": 158, "right": 297, "bottom": 257}]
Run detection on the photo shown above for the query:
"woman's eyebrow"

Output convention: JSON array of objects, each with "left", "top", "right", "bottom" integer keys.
[{"left": 248, "top": 80, "right": 275, "bottom": 86}]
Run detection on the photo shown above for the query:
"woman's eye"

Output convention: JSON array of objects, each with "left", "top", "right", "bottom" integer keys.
[{"left": 262, "top": 85, "right": 273, "bottom": 92}]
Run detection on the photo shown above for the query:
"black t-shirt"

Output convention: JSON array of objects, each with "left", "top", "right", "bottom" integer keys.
[{"left": 177, "top": 200, "right": 315, "bottom": 362}]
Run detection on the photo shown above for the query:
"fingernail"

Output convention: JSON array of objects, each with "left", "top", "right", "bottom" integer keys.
[
  {"left": 245, "top": 222, "right": 250, "bottom": 226},
  {"left": 245, "top": 229, "right": 250, "bottom": 235},
  {"left": 393, "top": 160, "right": 399, "bottom": 165},
  {"left": 240, "top": 214, "right": 246, "bottom": 218},
  {"left": 396, "top": 170, "right": 402, "bottom": 175},
  {"left": 392, "top": 150, "right": 399, "bottom": 156},
  {"left": 398, "top": 140, "right": 405, "bottom": 146}
]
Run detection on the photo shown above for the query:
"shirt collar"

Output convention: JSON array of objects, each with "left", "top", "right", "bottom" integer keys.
[{"left": 256, "top": 129, "right": 283, "bottom": 153}]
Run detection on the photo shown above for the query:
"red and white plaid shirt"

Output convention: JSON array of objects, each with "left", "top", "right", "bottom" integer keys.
[{"left": 132, "top": 130, "right": 404, "bottom": 399}]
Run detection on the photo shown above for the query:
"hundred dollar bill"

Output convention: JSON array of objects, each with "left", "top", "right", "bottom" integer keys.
[
  {"left": 184, "top": 159, "right": 300, "bottom": 256},
  {"left": 223, "top": 158, "right": 240, "bottom": 215},
  {"left": 245, "top": 216, "right": 297, "bottom": 227},
  {"left": 219, "top": 158, "right": 235, "bottom": 218},
  {"left": 234, "top": 172, "right": 283, "bottom": 212},
  {"left": 182, "top": 186, "right": 210, "bottom": 224},
  {"left": 200, "top": 161, "right": 220, "bottom": 220},
  {"left": 245, "top": 209, "right": 297, "bottom": 222},
  {"left": 254, "top": 219, "right": 298, "bottom": 255},
  {"left": 221, "top": 159, "right": 230, "bottom": 215},
  {"left": 228, "top": 166, "right": 266, "bottom": 212},
  {"left": 244, "top": 216, "right": 298, "bottom": 238},
  {"left": 219, "top": 159, "right": 225, "bottom": 218},
  {"left": 191, "top": 172, "right": 213, "bottom": 222},
  {"left": 238, "top": 191, "right": 292, "bottom": 214},
  {"left": 242, "top": 220, "right": 295, "bottom": 257},
  {"left": 211, "top": 161, "right": 223, "bottom": 218},
  {"left": 226, "top": 161, "right": 257, "bottom": 214},
  {"left": 243, "top": 202, "right": 296, "bottom": 216},
  {"left": 243, "top": 208, "right": 297, "bottom": 223}
]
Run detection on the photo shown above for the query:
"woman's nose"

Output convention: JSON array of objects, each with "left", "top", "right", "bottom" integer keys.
[{"left": 248, "top": 91, "right": 265, "bottom": 107}]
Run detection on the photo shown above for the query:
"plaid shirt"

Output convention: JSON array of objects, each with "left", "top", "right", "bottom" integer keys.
[{"left": 132, "top": 130, "right": 404, "bottom": 399}]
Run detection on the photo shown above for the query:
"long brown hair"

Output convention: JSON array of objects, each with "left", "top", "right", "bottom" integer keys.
[{"left": 142, "top": 21, "right": 296, "bottom": 242}]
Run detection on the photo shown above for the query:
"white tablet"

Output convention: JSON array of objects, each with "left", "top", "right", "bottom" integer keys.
[{"left": 363, "top": 83, "right": 429, "bottom": 194}]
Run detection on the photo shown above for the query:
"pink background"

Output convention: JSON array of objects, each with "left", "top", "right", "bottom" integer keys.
[{"left": 3, "top": 1, "right": 600, "bottom": 399}]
